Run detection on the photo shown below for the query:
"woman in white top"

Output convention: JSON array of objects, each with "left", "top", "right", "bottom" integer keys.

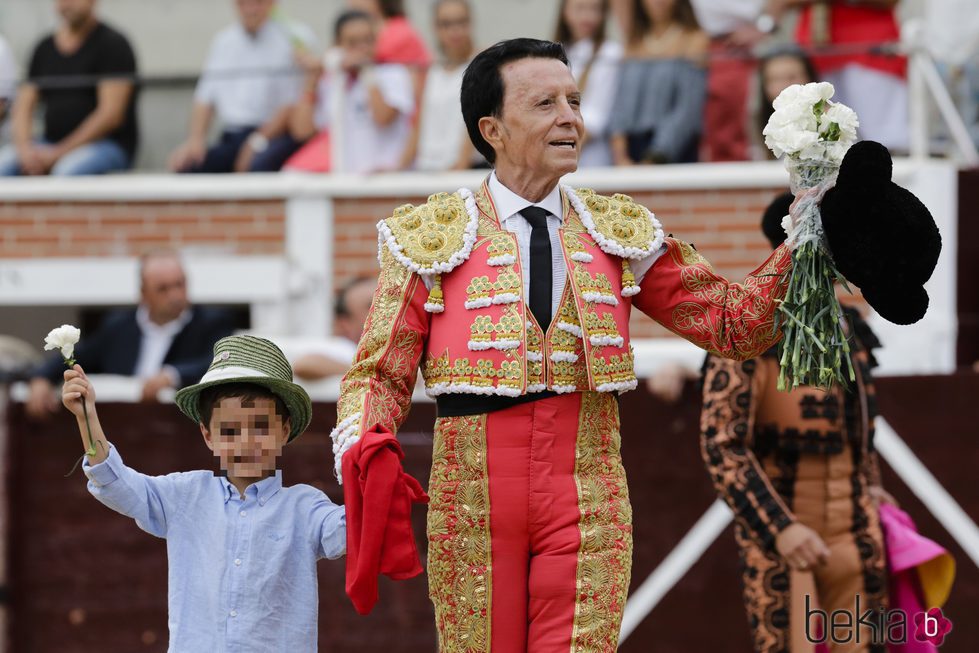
[
  {"left": 554, "top": 0, "right": 622, "bottom": 167},
  {"left": 401, "top": 0, "right": 478, "bottom": 171}
]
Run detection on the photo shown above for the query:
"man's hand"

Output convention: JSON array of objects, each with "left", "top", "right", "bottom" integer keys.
[
  {"left": 168, "top": 139, "right": 206, "bottom": 172},
  {"left": 26, "top": 377, "right": 59, "bottom": 419},
  {"left": 140, "top": 371, "right": 174, "bottom": 402},
  {"left": 775, "top": 522, "right": 830, "bottom": 571},
  {"left": 16, "top": 143, "right": 48, "bottom": 176},
  {"left": 62, "top": 365, "right": 97, "bottom": 418},
  {"left": 33, "top": 144, "right": 62, "bottom": 174}
]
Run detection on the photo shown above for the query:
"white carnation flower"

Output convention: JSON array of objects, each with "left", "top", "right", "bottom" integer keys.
[{"left": 44, "top": 324, "right": 81, "bottom": 361}]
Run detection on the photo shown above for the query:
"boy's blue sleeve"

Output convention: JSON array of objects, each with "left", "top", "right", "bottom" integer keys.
[
  {"left": 84, "top": 444, "right": 185, "bottom": 538},
  {"left": 310, "top": 493, "right": 346, "bottom": 560}
]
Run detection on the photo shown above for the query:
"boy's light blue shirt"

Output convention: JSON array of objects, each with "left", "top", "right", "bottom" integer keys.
[{"left": 84, "top": 445, "right": 346, "bottom": 653}]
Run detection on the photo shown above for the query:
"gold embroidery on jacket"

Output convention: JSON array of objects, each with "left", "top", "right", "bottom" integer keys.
[
  {"left": 665, "top": 239, "right": 791, "bottom": 360},
  {"left": 428, "top": 413, "right": 493, "bottom": 653},
  {"left": 385, "top": 192, "right": 470, "bottom": 269},
  {"left": 575, "top": 188, "right": 658, "bottom": 253},
  {"left": 337, "top": 245, "right": 422, "bottom": 435},
  {"left": 571, "top": 392, "right": 633, "bottom": 651}
]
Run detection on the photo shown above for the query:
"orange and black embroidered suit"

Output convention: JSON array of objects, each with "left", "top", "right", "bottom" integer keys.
[{"left": 701, "top": 308, "right": 888, "bottom": 653}]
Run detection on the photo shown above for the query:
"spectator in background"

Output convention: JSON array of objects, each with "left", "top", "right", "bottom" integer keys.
[
  {"left": 283, "top": 10, "right": 414, "bottom": 174},
  {"left": 789, "top": 0, "right": 908, "bottom": 152},
  {"left": 0, "top": 0, "right": 137, "bottom": 176},
  {"left": 292, "top": 276, "right": 377, "bottom": 381},
  {"left": 754, "top": 45, "right": 817, "bottom": 159},
  {"left": 0, "top": 34, "right": 16, "bottom": 143},
  {"left": 690, "top": 0, "right": 783, "bottom": 162},
  {"left": 168, "top": 0, "right": 316, "bottom": 174},
  {"left": 555, "top": 0, "right": 622, "bottom": 167},
  {"left": 609, "top": 0, "right": 709, "bottom": 164},
  {"left": 347, "top": 0, "right": 432, "bottom": 102},
  {"left": 401, "top": 0, "right": 478, "bottom": 171},
  {"left": 26, "top": 250, "right": 234, "bottom": 418}
]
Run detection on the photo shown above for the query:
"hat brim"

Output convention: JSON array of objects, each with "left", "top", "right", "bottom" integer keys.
[{"left": 174, "top": 376, "right": 312, "bottom": 442}]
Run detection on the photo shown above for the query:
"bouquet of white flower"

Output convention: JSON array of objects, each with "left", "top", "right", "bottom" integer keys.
[{"left": 763, "top": 82, "right": 859, "bottom": 391}]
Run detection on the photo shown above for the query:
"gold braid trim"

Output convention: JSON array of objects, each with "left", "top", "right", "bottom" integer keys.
[
  {"left": 336, "top": 245, "right": 426, "bottom": 438},
  {"left": 571, "top": 392, "right": 633, "bottom": 652},
  {"left": 427, "top": 414, "right": 493, "bottom": 653}
]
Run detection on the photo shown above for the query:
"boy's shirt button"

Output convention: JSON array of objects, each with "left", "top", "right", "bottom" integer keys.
[
  {"left": 234, "top": 558, "right": 242, "bottom": 566},
  {"left": 239, "top": 510, "right": 246, "bottom": 517},
  {"left": 229, "top": 610, "right": 238, "bottom": 618}
]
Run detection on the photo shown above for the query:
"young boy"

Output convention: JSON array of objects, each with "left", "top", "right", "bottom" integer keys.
[{"left": 63, "top": 334, "right": 345, "bottom": 652}]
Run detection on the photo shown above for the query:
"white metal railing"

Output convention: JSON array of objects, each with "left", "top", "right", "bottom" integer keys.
[{"left": 905, "top": 19, "right": 979, "bottom": 165}]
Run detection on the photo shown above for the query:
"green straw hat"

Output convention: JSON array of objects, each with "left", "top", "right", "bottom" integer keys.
[{"left": 174, "top": 335, "right": 312, "bottom": 441}]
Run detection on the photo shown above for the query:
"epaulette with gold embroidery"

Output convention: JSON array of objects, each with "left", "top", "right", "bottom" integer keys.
[
  {"left": 563, "top": 186, "right": 665, "bottom": 261},
  {"left": 377, "top": 188, "right": 479, "bottom": 313},
  {"left": 377, "top": 189, "right": 478, "bottom": 275}
]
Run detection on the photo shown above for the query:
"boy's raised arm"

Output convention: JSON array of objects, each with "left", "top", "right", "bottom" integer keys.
[
  {"left": 62, "top": 365, "right": 110, "bottom": 464},
  {"left": 63, "top": 365, "right": 182, "bottom": 538}
]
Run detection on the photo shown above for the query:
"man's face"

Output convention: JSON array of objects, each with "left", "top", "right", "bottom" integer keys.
[
  {"left": 484, "top": 57, "right": 584, "bottom": 181},
  {"left": 140, "top": 257, "right": 189, "bottom": 324},
  {"left": 56, "top": 0, "right": 97, "bottom": 28},
  {"left": 236, "top": 0, "right": 275, "bottom": 34},
  {"left": 336, "top": 279, "right": 377, "bottom": 343},
  {"left": 202, "top": 396, "right": 289, "bottom": 479}
]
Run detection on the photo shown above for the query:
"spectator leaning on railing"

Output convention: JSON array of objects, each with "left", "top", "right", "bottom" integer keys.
[
  {"left": 25, "top": 250, "right": 234, "bottom": 419},
  {"left": 0, "top": 0, "right": 138, "bottom": 177},
  {"left": 555, "top": 0, "right": 622, "bottom": 168},
  {"left": 168, "top": 0, "right": 316, "bottom": 174},
  {"left": 400, "top": 0, "right": 478, "bottom": 171},
  {"left": 608, "top": 0, "right": 709, "bottom": 165}
]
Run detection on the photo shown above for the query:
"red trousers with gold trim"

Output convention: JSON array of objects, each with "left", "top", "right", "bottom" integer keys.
[{"left": 426, "top": 392, "right": 632, "bottom": 653}]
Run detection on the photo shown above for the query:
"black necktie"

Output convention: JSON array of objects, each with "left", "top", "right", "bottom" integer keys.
[{"left": 520, "top": 206, "right": 552, "bottom": 331}]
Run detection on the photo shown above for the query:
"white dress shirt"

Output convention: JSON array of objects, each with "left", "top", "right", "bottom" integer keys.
[
  {"left": 194, "top": 20, "right": 316, "bottom": 129},
  {"left": 134, "top": 305, "right": 192, "bottom": 381},
  {"left": 487, "top": 172, "right": 664, "bottom": 316}
]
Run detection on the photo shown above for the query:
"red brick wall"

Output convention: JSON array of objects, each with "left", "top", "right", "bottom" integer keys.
[{"left": 0, "top": 200, "right": 286, "bottom": 257}]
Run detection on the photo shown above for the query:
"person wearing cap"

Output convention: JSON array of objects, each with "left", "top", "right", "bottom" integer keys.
[
  {"left": 698, "top": 192, "right": 896, "bottom": 653},
  {"left": 332, "top": 38, "right": 798, "bottom": 650},
  {"left": 62, "top": 335, "right": 345, "bottom": 652}
]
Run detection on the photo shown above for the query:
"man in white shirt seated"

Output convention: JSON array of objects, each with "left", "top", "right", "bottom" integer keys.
[
  {"left": 26, "top": 250, "right": 234, "bottom": 418},
  {"left": 168, "top": 0, "right": 316, "bottom": 173},
  {"left": 292, "top": 276, "right": 377, "bottom": 381}
]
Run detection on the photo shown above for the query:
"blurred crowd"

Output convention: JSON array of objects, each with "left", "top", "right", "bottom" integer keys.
[{"left": 1, "top": 0, "right": 963, "bottom": 177}]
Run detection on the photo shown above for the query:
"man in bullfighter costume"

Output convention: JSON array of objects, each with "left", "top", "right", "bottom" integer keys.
[{"left": 332, "top": 38, "right": 794, "bottom": 651}]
